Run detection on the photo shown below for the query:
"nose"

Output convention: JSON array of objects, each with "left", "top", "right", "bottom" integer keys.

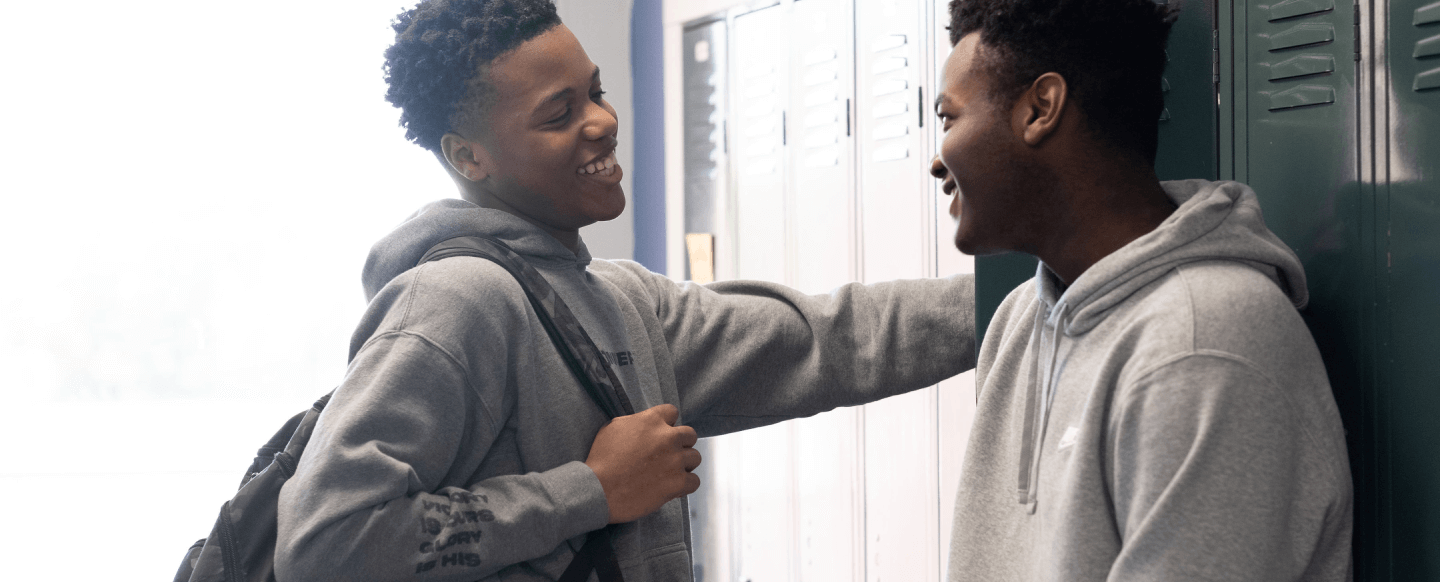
[
  {"left": 581, "top": 101, "right": 619, "bottom": 142},
  {"left": 930, "top": 155, "right": 948, "bottom": 180}
]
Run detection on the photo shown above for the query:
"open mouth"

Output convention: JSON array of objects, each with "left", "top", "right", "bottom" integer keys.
[{"left": 577, "top": 151, "right": 619, "bottom": 177}]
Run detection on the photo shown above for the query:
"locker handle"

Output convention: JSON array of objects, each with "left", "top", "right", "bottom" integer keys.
[{"left": 918, "top": 87, "right": 925, "bottom": 128}]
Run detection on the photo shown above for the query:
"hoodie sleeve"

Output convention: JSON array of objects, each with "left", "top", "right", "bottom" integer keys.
[
  {"left": 618, "top": 263, "right": 977, "bottom": 437},
  {"left": 1106, "top": 353, "right": 1347, "bottom": 581},
  {"left": 275, "top": 280, "right": 609, "bottom": 581}
]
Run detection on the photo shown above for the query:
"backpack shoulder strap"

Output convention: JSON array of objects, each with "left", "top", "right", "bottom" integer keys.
[
  {"left": 419, "top": 235, "right": 629, "bottom": 582},
  {"left": 418, "top": 235, "right": 635, "bottom": 419}
]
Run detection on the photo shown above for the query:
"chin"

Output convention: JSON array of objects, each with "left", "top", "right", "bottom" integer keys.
[{"left": 590, "top": 186, "right": 627, "bottom": 222}]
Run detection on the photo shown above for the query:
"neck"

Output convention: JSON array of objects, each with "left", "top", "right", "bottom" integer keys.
[{"left": 1034, "top": 165, "right": 1175, "bottom": 284}]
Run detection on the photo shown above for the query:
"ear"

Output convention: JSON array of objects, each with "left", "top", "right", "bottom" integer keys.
[
  {"left": 1010, "top": 72, "right": 1069, "bottom": 147},
  {"left": 441, "top": 132, "right": 498, "bottom": 182}
]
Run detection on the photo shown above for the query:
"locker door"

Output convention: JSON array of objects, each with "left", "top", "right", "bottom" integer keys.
[
  {"left": 790, "top": 0, "right": 858, "bottom": 294},
  {"left": 729, "top": 9, "right": 797, "bottom": 582},
  {"left": 683, "top": 21, "right": 730, "bottom": 280},
  {"left": 732, "top": 5, "right": 791, "bottom": 284},
  {"left": 1225, "top": 0, "right": 1370, "bottom": 555},
  {"left": 855, "top": 2, "right": 941, "bottom": 581},
  {"left": 1222, "top": 0, "right": 1379, "bottom": 572},
  {"left": 786, "top": 1, "right": 864, "bottom": 581},
  {"left": 1380, "top": 0, "right": 1440, "bottom": 577},
  {"left": 681, "top": 21, "right": 732, "bottom": 582}
]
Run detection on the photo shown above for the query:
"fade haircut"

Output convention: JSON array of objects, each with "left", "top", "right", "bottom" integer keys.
[
  {"left": 948, "top": 0, "right": 1179, "bottom": 164},
  {"left": 384, "top": 0, "right": 563, "bottom": 154}
]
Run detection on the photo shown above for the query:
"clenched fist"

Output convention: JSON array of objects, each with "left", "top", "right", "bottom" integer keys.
[{"left": 585, "top": 404, "right": 702, "bottom": 523}]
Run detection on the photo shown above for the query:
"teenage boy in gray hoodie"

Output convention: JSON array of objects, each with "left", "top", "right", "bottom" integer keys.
[
  {"left": 272, "top": 1, "right": 975, "bottom": 581},
  {"left": 930, "top": 0, "right": 1352, "bottom": 580}
]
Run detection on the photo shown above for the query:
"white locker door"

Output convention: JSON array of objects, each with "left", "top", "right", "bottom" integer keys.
[
  {"left": 855, "top": 1, "right": 941, "bottom": 581},
  {"left": 730, "top": 7, "right": 796, "bottom": 582},
  {"left": 785, "top": 3, "right": 863, "bottom": 578},
  {"left": 789, "top": 0, "right": 856, "bottom": 294},
  {"left": 732, "top": 5, "right": 790, "bottom": 284}
]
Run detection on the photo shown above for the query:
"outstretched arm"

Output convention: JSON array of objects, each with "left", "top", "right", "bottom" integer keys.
[{"left": 617, "top": 263, "right": 977, "bottom": 437}]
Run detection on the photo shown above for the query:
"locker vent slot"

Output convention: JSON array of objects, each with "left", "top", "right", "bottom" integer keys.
[
  {"left": 1416, "top": 1, "right": 1440, "bottom": 25},
  {"left": 874, "top": 57, "right": 908, "bottom": 73},
  {"left": 744, "top": 102, "right": 776, "bottom": 118},
  {"left": 744, "top": 122, "right": 779, "bottom": 138},
  {"left": 870, "top": 34, "right": 907, "bottom": 53},
  {"left": 872, "top": 101, "right": 909, "bottom": 119},
  {"left": 743, "top": 84, "right": 775, "bottom": 99},
  {"left": 803, "top": 48, "right": 838, "bottom": 66},
  {"left": 803, "top": 89, "right": 839, "bottom": 107},
  {"left": 1416, "top": 67, "right": 1440, "bottom": 91},
  {"left": 804, "top": 130, "right": 839, "bottom": 148},
  {"left": 1267, "top": 84, "right": 1337, "bottom": 109},
  {"left": 804, "top": 150, "right": 840, "bottom": 168},
  {"left": 872, "top": 144, "right": 909, "bottom": 162},
  {"left": 1161, "top": 77, "right": 1171, "bottom": 92},
  {"left": 804, "top": 109, "right": 839, "bottom": 127},
  {"left": 742, "top": 160, "right": 778, "bottom": 176},
  {"left": 1269, "top": 54, "right": 1337, "bottom": 80},
  {"left": 745, "top": 142, "right": 776, "bottom": 157},
  {"left": 871, "top": 79, "right": 909, "bottom": 96},
  {"left": 1159, "top": 108, "right": 1171, "bottom": 121},
  {"left": 873, "top": 123, "right": 908, "bottom": 140},
  {"left": 1268, "top": 0, "right": 1334, "bottom": 22},
  {"left": 803, "top": 67, "right": 838, "bottom": 86},
  {"left": 1268, "top": 23, "right": 1335, "bottom": 51},
  {"left": 1415, "top": 34, "right": 1440, "bottom": 58}
]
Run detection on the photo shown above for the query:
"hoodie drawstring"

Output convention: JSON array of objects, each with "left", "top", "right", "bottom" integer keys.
[{"left": 1019, "top": 302, "right": 1069, "bottom": 514}]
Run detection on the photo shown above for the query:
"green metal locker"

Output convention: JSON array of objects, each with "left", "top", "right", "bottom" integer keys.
[{"left": 1375, "top": 0, "right": 1440, "bottom": 578}]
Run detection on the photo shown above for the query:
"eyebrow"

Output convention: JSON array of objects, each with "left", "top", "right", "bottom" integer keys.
[
  {"left": 535, "top": 67, "right": 603, "bottom": 113},
  {"left": 933, "top": 94, "right": 945, "bottom": 113}
]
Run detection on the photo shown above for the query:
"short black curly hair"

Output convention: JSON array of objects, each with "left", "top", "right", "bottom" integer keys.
[
  {"left": 383, "top": 0, "right": 563, "bottom": 155},
  {"left": 948, "top": 0, "right": 1178, "bottom": 164}
]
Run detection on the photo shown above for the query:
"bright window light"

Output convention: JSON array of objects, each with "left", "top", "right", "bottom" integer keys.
[{"left": 0, "top": 2, "right": 458, "bottom": 579}]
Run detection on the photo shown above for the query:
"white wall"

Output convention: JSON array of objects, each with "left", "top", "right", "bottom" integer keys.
[{"left": 557, "top": 0, "right": 638, "bottom": 261}]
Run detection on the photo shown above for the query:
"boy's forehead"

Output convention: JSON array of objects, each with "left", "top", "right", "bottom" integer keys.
[{"left": 490, "top": 25, "right": 596, "bottom": 102}]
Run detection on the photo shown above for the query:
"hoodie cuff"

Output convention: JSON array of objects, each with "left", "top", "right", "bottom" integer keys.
[{"left": 546, "top": 460, "right": 611, "bottom": 536}]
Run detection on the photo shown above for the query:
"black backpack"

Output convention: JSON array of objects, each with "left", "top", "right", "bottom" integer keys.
[{"left": 174, "top": 235, "right": 633, "bottom": 582}]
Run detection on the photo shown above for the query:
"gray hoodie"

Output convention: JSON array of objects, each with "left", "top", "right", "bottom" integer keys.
[
  {"left": 948, "top": 180, "right": 1352, "bottom": 581},
  {"left": 274, "top": 198, "right": 976, "bottom": 582}
]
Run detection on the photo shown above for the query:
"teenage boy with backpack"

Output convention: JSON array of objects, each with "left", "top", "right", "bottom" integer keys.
[{"left": 272, "top": 2, "right": 976, "bottom": 580}]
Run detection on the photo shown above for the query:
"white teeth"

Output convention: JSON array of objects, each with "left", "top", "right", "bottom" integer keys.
[{"left": 579, "top": 153, "right": 619, "bottom": 176}]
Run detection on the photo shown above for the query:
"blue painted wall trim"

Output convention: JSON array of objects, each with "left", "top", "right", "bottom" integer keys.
[{"left": 630, "top": 0, "right": 666, "bottom": 274}]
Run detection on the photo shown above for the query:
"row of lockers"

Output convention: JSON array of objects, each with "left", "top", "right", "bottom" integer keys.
[
  {"left": 672, "top": 0, "right": 1440, "bottom": 580},
  {"left": 681, "top": 1, "right": 968, "bottom": 581}
]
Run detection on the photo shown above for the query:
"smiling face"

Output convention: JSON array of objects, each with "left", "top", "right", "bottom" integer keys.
[
  {"left": 447, "top": 24, "right": 625, "bottom": 234},
  {"left": 934, "top": 33, "right": 1055, "bottom": 256}
]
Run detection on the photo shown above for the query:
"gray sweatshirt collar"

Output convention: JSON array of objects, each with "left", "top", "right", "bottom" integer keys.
[{"left": 361, "top": 198, "right": 593, "bottom": 302}]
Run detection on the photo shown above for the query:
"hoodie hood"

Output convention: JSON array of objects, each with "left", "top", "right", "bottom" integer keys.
[
  {"left": 1016, "top": 179, "right": 1308, "bottom": 513},
  {"left": 362, "top": 198, "right": 592, "bottom": 302},
  {"left": 1035, "top": 179, "right": 1308, "bottom": 336}
]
